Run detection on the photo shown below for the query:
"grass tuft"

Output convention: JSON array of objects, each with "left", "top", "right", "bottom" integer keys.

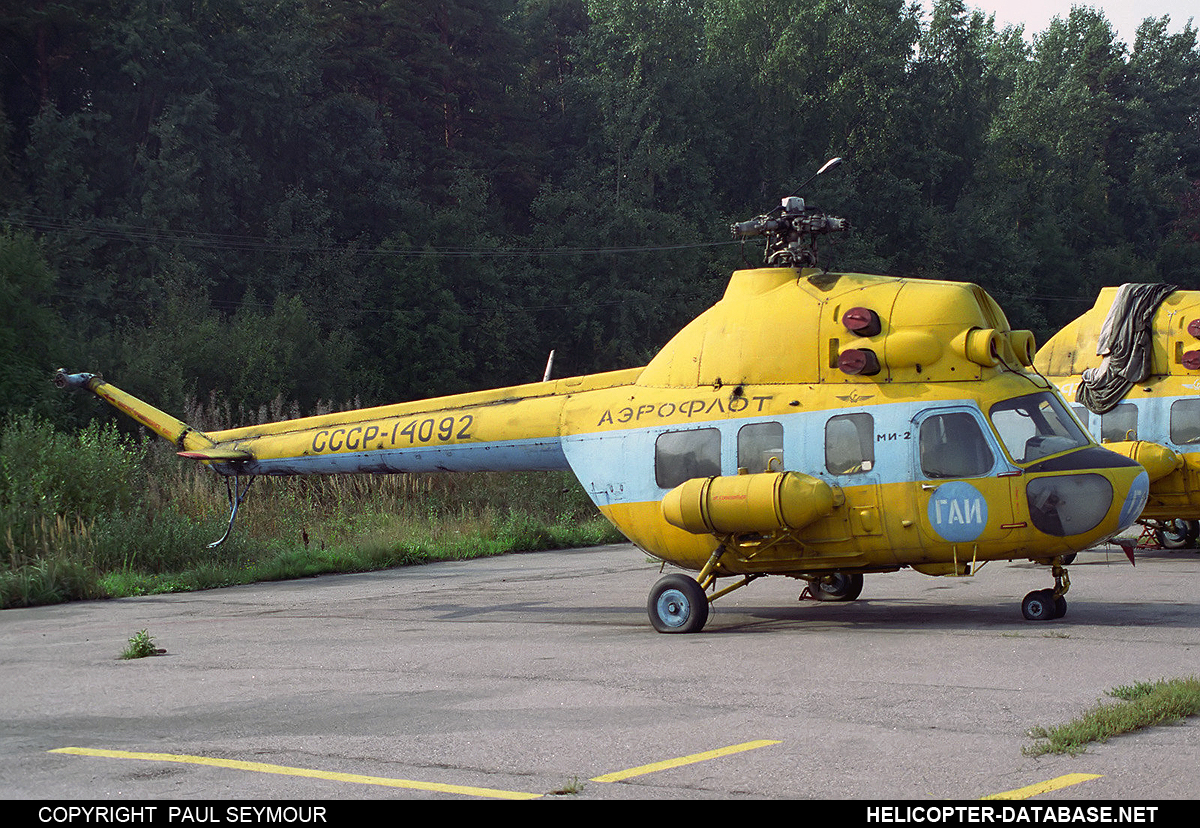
[
  {"left": 548, "top": 776, "right": 585, "bottom": 795},
  {"left": 1024, "top": 676, "right": 1200, "bottom": 756},
  {"left": 120, "top": 629, "right": 160, "bottom": 660}
]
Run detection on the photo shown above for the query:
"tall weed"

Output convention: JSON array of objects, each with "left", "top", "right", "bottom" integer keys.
[
  {"left": 0, "top": 414, "right": 621, "bottom": 608},
  {"left": 0, "top": 414, "right": 145, "bottom": 540}
]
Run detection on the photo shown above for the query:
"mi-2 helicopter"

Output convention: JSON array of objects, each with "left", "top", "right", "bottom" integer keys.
[
  {"left": 1036, "top": 284, "right": 1200, "bottom": 549},
  {"left": 57, "top": 160, "right": 1149, "bottom": 632}
]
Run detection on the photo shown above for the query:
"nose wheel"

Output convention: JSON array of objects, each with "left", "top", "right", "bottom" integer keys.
[
  {"left": 1021, "top": 588, "right": 1065, "bottom": 620},
  {"left": 1022, "top": 560, "right": 1070, "bottom": 620},
  {"left": 1154, "top": 519, "right": 1199, "bottom": 549}
]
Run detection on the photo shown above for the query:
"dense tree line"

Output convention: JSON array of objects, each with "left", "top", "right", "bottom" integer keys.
[{"left": 2, "top": 0, "right": 1199, "bottom": 427}]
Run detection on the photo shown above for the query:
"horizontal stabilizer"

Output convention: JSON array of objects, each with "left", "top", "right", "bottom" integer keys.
[{"left": 178, "top": 449, "right": 253, "bottom": 462}]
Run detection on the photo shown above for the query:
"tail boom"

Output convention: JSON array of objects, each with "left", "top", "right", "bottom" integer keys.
[{"left": 55, "top": 368, "right": 642, "bottom": 477}]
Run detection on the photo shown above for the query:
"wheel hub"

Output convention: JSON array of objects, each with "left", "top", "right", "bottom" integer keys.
[{"left": 656, "top": 590, "right": 690, "bottom": 627}]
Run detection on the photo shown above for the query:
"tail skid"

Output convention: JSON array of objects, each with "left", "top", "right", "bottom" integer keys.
[{"left": 210, "top": 475, "right": 254, "bottom": 548}]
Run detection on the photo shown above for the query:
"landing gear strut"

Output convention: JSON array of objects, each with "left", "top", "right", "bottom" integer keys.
[
  {"left": 1022, "top": 559, "right": 1069, "bottom": 621},
  {"left": 647, "top": 546, "right": 767, "bottom": 633}
]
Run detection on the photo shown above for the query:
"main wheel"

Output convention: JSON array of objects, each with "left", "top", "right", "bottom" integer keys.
[
  {"left": 811, "top": 572, "right": 864, "bottom": 602},
  {"left": 648, "top": 574, "right": 710, "bottom": 633},
  {"left": 1156, "top": 516, "right": 1195, "bottom": 547},
  {"left": 1021, "top": 589, "right": 1058, "bottom": 621},
  {"left": 1156, "top": 519, "right": 1198, "bottom": 549}
]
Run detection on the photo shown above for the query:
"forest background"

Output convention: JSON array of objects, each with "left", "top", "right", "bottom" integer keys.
[{"left": 1, "top": 0, "right": 1199, "bottom": 605}]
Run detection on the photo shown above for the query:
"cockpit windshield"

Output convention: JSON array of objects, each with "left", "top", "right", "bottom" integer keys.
[{"left": 989, "top": 393, "right": 1091, "bottom": 464}]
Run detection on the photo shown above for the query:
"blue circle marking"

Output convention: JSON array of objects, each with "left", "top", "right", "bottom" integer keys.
[{"left": 928, "top": 481, "right": 989, "bottom": 542}]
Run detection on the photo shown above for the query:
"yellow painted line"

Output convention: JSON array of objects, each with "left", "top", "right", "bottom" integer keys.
[
  {"left": 590, "top": 739, "right": 781, "bottom": 783},
  {"left": 982, "top": 773, "right": 1103, "bottom": 800},
  {"left": 50, "top": 747, "right": 541, "bottom": 800}
]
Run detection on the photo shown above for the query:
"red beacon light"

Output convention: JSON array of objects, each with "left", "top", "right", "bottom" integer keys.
[
  {"left": 839, "top": 307, "right": 882, "bottom": 376},
  {"left": 842, "top": 307, "right": 881, "bottom": 337},
  {"left": 838, "top": 348, "right": 881, "bottom": 376}
]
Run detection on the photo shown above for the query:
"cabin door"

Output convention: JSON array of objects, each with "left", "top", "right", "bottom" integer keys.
[{"left": 910, "top": 407, "right": 1016, "bottom": 554}]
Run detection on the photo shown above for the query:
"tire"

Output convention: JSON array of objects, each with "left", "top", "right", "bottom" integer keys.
[
  {"left": 811, "top": 572, "right": 864, "bottom": 602},
  {"left": 648, "top": 574, "right": 709, "bottom": 634},
  {"left": 1022, "top": 589, "right": 1058, "bottom": 621},
  {"left": 1155, "top": 520, "right": 1193, "bottom": 549}
]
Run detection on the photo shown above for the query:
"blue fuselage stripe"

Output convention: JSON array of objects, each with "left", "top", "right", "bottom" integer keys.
[
  {"left": 562, "top": 398, "right": 1013, "bottom": 506},
  {"left": 236, "top": 438, "right": 570, "bottom": 476}
]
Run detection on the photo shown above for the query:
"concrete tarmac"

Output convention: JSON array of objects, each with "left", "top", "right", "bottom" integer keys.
[{"left": 2, "top": 541, "right": 1198, "bottom": 800}]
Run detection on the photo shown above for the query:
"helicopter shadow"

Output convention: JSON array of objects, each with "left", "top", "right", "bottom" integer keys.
[{"left": 699, "top": 594, "right": 1200, "bottom": 635}]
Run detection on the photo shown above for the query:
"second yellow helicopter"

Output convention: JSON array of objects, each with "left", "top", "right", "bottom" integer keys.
[{"left": 1036, "top": 284, "right": 1200, "bottom": 549}]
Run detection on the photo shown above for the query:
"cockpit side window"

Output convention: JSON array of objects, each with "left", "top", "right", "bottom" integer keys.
[
  {"left": 655, "top": 428, "right": 721, "bottom": 489},
  {"left": 1100, "top": 403, "right": 1138, "bottom": 443},
  {"left": 919, "top": 412, "right": 993, "bottom": 479},
  {"left": 989, "top": 393, "right": 1090, "bottom": 464},
  {"left": 825, "top": 413, "right": 874, "bottom": 475},
  {"left": 737, "top": 422, "right": 783, "bottom": 473},
  {"left": 1170, "top": 399, "right": 1200, "bottom": 445}
]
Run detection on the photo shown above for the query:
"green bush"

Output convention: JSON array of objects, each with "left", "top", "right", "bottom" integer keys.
[{"left": 1, "top": 414, "right": 145, "bottom": 531}]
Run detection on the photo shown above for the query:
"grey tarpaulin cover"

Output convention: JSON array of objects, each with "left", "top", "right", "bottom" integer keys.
[{"left": 1076, "top": 282, "right": 1177, "bottom": 413}]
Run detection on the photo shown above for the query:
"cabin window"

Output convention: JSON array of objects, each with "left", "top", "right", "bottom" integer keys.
[
  {"left": 1100, "top": 403, "right": 1138, "bottom": 442},
  {"left": 919, "top": 412, "right": 994, "bottom": 479},
  {"left": 737, "top": 422, "right": 784, "bottom": 473},
  {"left": 655, "top": 428, "right": 721, "bottom": 489},
  {"left": 990, "top": 392, "right": 1090, "bottom": 463},
  {"left": 825, "top": 414, "right": 874, "bottom": 475},
  {"left": 1170, "top": 399, "right": 1200, "bottom": 445}
]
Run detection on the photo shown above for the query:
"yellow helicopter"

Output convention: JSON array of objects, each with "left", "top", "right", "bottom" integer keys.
[
  {"left": 1035, "top": 284, "right": 1200, "bottom": 550},
  {"left": 56, "top": 160, "right": 1149, "bottom": 632}
]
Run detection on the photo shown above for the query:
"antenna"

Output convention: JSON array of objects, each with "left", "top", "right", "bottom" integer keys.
[{"left": 786, "top": 156, "right": 842, "bottom": 200}]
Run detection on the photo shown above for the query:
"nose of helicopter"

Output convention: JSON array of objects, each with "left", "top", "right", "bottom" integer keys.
[
  {"left": 1116, "top": 469, "right": 1152, "bottom": 531},
  {"left": 1024, "top": 448, "right": 1149, "bottom": 543}
]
